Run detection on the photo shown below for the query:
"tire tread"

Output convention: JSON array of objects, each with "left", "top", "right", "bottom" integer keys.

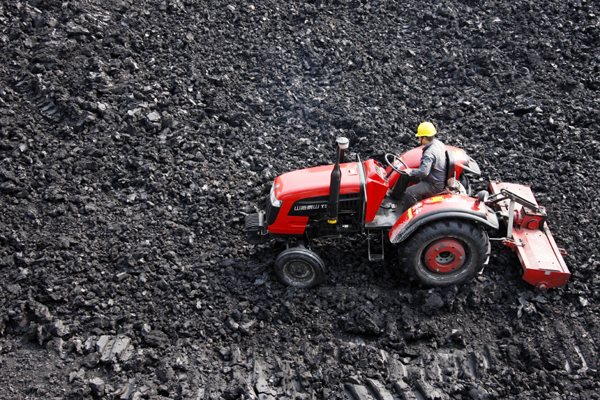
[
  {"left": 399, "top": 219, "right": 489, "bottom": 287},
  {"left": 274, "top": 247, "right": 326, "bottom": 288}
]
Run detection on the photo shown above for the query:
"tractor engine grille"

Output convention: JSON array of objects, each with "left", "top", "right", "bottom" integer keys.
[
  {"left": 289, "top": 194, "right": 361, "bottom": 217},
  {"left": 338, "top": 195, "right": 361, "bottom": 213}
]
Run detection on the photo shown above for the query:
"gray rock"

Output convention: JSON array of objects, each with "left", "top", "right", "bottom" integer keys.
[
  {"left": 116, "top": 382, "right": 135, "bottom": 400},
  {"left": 82, "top": 352, "right": 100, "bottom": 368},
  {"left": 147, "top": 111, "right": 161, "bottom": 122},
  {"left": 156, "top": 362, "right": 175, "bottom": 383},
  {"left": 97, "top": 335, "right": 133, "bottom": 363},
  {"left": 29, "top": 300, "right": 53, "bottom": 322},
  {"left": 89, "top": 377, "right": 105, "bottom": 397},
  {"left": 415, "top": 379, "right": 448, "bottom": 400},
  {"left": 422, "top": 292, "right": 445, "bottom": 314},
  {"left": 69, "top": 367, "right": 86, "bottom": 383},
  {"left": 254, "top": 360, "right": 277, "bottom": 397},
  {"left": 66, "top": 22, "right": 90, "bottom": 34},
  {"left": 143, "top": 330, "right": 170, "bottom": 348},
  {"left": 52, "top": 319, "right": 69, "bottom": 337},
  {"left": 468, "top": 384, "right": 490, "bottom": 400}
]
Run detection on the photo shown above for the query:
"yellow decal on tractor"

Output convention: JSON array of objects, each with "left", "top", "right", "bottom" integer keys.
[{"left": 428, "top": 195, "right": 444, "bottom": 203}]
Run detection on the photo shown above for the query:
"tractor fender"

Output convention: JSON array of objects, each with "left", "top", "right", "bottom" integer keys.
[{"left": 388, "top": 194, "right": 499, "bottom": 244}]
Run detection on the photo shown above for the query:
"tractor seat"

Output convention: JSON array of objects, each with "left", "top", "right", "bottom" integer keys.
[{"left": 443, "top": 150, "right": 467, "bottom": 195}]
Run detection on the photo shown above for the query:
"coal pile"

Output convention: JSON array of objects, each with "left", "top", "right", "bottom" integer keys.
[{"left": 1, "top": 0, "right": 599, "bottom": 398}]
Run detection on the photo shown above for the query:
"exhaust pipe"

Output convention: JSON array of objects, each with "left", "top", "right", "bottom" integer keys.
[{"left": 327, "top": 137, "right": 349, "bottom": 224}]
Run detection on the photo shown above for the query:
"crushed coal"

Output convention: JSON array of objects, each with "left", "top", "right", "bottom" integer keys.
[{"left": 1, "top": 0, "right": 599, "bottom": 399}]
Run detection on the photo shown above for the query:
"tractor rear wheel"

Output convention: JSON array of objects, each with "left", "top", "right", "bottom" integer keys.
[
  {"left": 274, "top": 246, "right": 326, "bottom": 288},
  {"left": 400, "top": 220, "right": 489, "bottom": 287}
]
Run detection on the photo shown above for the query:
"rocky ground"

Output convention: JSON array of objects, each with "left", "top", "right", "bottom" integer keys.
[{"left": 1, "top": 0, "right": 599, "bottom": 399}]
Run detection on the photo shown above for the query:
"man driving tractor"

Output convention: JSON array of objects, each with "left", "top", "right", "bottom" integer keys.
[
  {"left": 245, "top": 118, "right": 571, "bottom": 290},
  {"left": 391, "top": 121, "right": 448, "bottom": 212}
]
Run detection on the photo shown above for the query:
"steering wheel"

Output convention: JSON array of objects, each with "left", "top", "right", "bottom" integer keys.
[{"left": 385, "top": 153, "right": 409, "bottom": 175}]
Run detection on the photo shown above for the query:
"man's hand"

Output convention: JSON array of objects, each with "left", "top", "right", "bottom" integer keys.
[
  {"left": 402, "top": 167, "right": 412, "bottom": 175},
  {"left": 393, "top": 159, "right": 410, "bottom": 174}
]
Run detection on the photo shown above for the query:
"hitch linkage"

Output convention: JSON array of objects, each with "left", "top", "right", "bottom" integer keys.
[{"left": 486, "top": 188, "right": 546, "bottom": 240}]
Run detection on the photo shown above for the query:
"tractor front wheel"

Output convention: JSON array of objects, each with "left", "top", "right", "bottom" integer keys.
[
  {"left": 400, "top": 220, "right": 489, "bottom": 287},
  {"left": 274, "top": 246, "right": 326, "bottom": 288}
]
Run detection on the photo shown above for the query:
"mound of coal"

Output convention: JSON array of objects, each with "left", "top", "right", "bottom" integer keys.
[{"left": 1, "top": 0, "right": 599, "bottom": 398}]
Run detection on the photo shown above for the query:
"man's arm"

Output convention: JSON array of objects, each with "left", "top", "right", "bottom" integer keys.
[{"left": 408, "top": 152, "right": 434, "bottom": 179}]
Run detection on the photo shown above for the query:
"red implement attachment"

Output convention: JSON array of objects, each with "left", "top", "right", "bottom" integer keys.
[{"left": 488, "top": 181, "right": 570, "bottom": 289}]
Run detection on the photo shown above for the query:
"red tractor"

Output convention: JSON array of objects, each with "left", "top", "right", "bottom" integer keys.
[{"left": 245, "top": 138, "right": 570, "bottom": 290}]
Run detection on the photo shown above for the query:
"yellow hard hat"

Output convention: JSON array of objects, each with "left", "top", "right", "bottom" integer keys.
[{"left": 416, "top": 121, "right": 437, "bottom": 137}]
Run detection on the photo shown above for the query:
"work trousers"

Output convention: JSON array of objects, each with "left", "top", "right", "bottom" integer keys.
[{"left": 399, "top": 181, "right": 444, "bottom": 213}]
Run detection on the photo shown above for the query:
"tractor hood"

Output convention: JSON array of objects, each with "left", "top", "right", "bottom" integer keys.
[{"left": 273, "top": 162, "right": 362, "bottom": 201}]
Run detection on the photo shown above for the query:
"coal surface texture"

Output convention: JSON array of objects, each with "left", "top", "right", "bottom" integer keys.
[{"left": 1, "top": 0, "right": 599, "bottom": 399}]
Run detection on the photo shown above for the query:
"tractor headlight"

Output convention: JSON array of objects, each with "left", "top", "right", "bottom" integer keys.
[{"left": 270, "top": 184, "right": 282, "bottom": 207}]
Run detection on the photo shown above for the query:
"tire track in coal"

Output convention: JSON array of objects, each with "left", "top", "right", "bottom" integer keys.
[
  {"left": 212, "top": 313, "right": 597, "bottom": 399},
  {"left": 246, "top": 354, "right": 313, "bottom": 399},
  {"left": 344, "top": 346, "right": 495, "bottom": 400},
  {"left": 573, "top": 317, "right": 598, "bottom": 373},
  {"left": 199, "top": 345, "right": 312, "bottom": 399},
  {"left": 547, "top": 317, "right": 598, "bottom": 375},
  {"left": 13, "top": 73, "right": 65, "bottom": 122},
  {"left": 200, "top": 340, "right": 496, "bottom": 398}
]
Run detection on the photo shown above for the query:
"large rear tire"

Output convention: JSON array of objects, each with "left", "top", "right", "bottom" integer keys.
[
  {"left": 400, "top": 220, "right": 489, "bottom": 287},
  {"left": 274, "top": 247, "right": 326, "bottom": 288}
]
